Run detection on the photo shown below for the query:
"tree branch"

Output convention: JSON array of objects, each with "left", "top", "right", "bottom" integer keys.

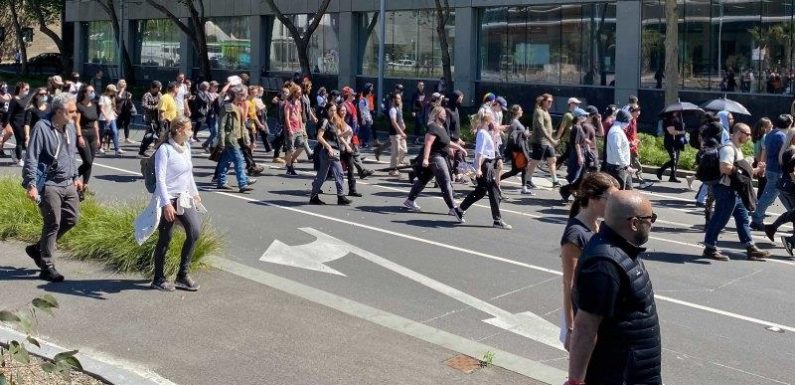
[
  {"left": 304, "top": 0, "right": 331, "bottom": 43},
  {"left": 144, "top": 0, "right": 194, "bottom": 37}
]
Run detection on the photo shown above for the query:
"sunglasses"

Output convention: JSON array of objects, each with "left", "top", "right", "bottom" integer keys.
[
  {"left": 628, "top": 213, "right": 657, "bottom": 224},
  {"left": 740, "top": 130, "right": 752, "bottom": 136}
]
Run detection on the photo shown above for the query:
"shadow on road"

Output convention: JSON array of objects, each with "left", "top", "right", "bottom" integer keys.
[
  {"left": 94, "top": 174, "right": 140, "bottom": 183},
  {"left": 0, "top": 265, "right": 41, "bottom": 281},
  {"left": 37, "top": 279, "right": 152, "bottom": 300},
  {"left": 643, "top": 251, "right": 712, "bottom": 265}
]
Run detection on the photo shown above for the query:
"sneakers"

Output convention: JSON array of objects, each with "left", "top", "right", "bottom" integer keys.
[
  {"left": 403, "top": 199, "right": 421, "bottom": 212},
  {"left": 749, "top": 222, "right": 765, "bottom": 232},
  {"left": 781, "top": 236, "right": 794, "bottom": 257},
  {"left": 285, "top": 166, "right": 299, "bottom": 176},
  {"left": 239, "top": 185, "right": 254, "bottom": 193},
  {"left": 151, "top": 279, "right": 176, "bottom": 292},
  {"left": 16, "top": 159, "right": 24, "bottom": 167},
  {"left": 99, "top": 148, "right": 106, "bottom": 154},
  {"left": 521, "top": 185, "right": 534, "bottom": 195},
  {"left": 765, "top": 224, "right": 777, "bottom": 242},
  {"left": 217, "top": 184, "right": 235, "bottom": 191},
  {"left": 746, "top": 245, "right": 770, "bottom": 261},
  {"left": 551, "top": 181, "right": 562, "bottom": 188},
  {"left": 309, "top": 195, "right": 326, "bottom": 205},
  {"left": 40, "top": 265, "right": 65, "bottom": 282},
  {"left": 175, "top": 274, "right": 200, "bottom": 291},
  {"left": 337, "top": 195, "right": 352, "bottom": 205},
  {"left": 526, "top": 180, "right": 537, "bottom": 189},
  {"left": 449, "top": 207, "right": 465, "bottom": 223},
  {"left": 359, "top": 169, "right": 374, "bottom": 179},
  {"left": 656, "top": 168, "right": 664, "bottom": 181},
  {"left": 686, "top": 176, "right": 695, "bottom": 190},
  {"left": 348, "top": 191, "right": 363, "bottom": 197},
  {"left": 124, "top": 138, "right": 135, "bottom": 144},
  {"left": 25, "top": 244, "right": 43, "bottom": 268},
  {"left": 493, "top": 220, "right": 513, "bottom": 230},
  {"left": 703, "top": 247, "right": 729, "bottom": 261},
  {"left": 389, "top": 171, "right": 400, "bottom": 177},
  {"left": 115, "top": 149, "right": 125, "bottom": 156},
  {"left": 247, "top": 178, "right": 258, "bottom": 186}
]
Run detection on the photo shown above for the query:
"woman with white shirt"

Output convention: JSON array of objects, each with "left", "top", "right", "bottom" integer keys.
[
  {"left": 151, "top": 116, "right": 202, "bottom": 292},
  {"left": 98, "top": 84, "right": 123, "bottom": 156},
  {"left": 458, "top": 111, "right": 512, "bottom": 229}
]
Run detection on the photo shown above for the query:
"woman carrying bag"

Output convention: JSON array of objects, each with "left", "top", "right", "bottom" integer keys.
[{"left": 657, "top": 110, "right": 687, "bottom": 183}]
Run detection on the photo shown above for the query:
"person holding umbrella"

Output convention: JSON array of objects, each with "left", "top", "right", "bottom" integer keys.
[{"left": 656, "top": 111, "right": 688, "bottom": 183}]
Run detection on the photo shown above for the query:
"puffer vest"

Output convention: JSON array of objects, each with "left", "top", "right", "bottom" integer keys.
[{"left": 577, "top": 227, "right": 662, "bottom": 385}]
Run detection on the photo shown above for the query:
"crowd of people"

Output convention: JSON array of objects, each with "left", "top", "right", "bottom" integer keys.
[{"left": 7, "top": 68, "right": 795, "bottom": 384}]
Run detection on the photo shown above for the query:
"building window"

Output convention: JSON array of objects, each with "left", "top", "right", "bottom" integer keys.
[
  {"left": 133, "top": 19, "right": 181, "bottom": 68},
  {"left": 204, "top": 17, "right": 251, "bottom": 71},
  {"left": 642, "top": 0, "right": 795, "bottom": 94},
  {"left": 479, "top": 4, "right": 616, "bottom": 86},
  {"left": 84, "top": 21, "right": 117, "bottom": 65},
  {"left": 360, "top": 10, "right": 456, "bottom": 78},
  {"left": 269, "top": 14, "right": 339, "bottom": 74}
]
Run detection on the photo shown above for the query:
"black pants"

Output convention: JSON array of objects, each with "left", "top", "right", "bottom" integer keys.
[
  {"left": 118, "top": 116, "right": 132, "bottom": 140},
  {"left": 272, "top": 130, "right": 285, "bottom": 160},
  {"left": 659, "top": 145, "right": 680, "bottom": 179},
  {"left": 460, "top": 160, "right": 501, "bottom": 221},
  {"left": 78, "top": 131, "right": 99, "bottom": 184},
  {"left": 500, "top": 162, "right": 526, "bottom": 184},
  {"left": 556, "top": 142, "right": 571, "bottom": 169},
  {"left": 11, "top": 122, "right": 25, "bottom": 160},
  {"left": 605, "top": 164, "right": 632, "bottom": 190},
  {"left": 153, "top": 202, "right": 201, "bottom": 283},
  {"left": 258, "top": 129, "right": 272, "bottom": 152},
  {"left": 408, "top": 155, "right": 456, "bottom": 209},
  {"left": 38, "top": 184, "right": 80, "bottom": 267},
  {"left": 341, "top": 152, "right": 358, "bottom": 194},
  {"left": 139, "top": 120, "right": 162, "bottom": 155}
]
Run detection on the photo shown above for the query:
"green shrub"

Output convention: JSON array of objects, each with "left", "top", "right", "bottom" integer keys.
[
  {"left": 637, "top": 133, "right": 753, "bottom": 171},
  {"left": 0, "top": 177, "right": 222, "bottom": 278}
]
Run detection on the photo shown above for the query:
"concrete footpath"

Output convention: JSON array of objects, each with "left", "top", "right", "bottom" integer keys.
[{"left": 0, "top": 241, "right": 543, "bottom": 385}]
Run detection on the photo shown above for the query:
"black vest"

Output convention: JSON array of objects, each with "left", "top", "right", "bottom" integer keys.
[{"left": 577, "top": 226, "right": 662, "bottom": 385}]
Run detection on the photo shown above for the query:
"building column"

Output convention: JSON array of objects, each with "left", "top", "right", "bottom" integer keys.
[
  {"left": 614, "top": 0, "right": 642, "bottom": 105},
  {"left": 74, "top": 23, "right": 85, "bottom": 75},
  {"left": 179, "top": 18, "right": 191, "bottom": 77},
  {"left": 337, "top": 11, "right": 357, "bottom": 89},
  {"left": 453, "top": 6, "right": 477, "bottom": 107},
  {"left": 249, "top": 15, "right": 266, "bottom": 84},
  {"left": 122, "top": 18, "right": 134, "bottom": 79}
]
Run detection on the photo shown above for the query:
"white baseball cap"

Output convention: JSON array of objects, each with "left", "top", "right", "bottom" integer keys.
[{"left": 568, "top": 97, "right": 582, "bottom": 105}]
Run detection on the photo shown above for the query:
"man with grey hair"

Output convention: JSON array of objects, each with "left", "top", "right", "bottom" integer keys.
[
  {"left": 566, "top": 190, "right": 662, "bottom": 385},
  {"left": 21, "top": 93, "right": 83, "bottom": 282}
]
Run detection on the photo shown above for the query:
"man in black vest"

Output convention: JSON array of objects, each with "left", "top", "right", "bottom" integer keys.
[{"left": 567, "top": 190, "right": 662, "bottom": 385}]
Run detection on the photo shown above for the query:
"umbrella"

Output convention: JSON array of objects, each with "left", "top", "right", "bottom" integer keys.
[
  {"left": 701, "top": 97, "right": 751, "bottom": 116},
  {"left": 659, "top": 101, "right": 704, "bottom": 117}
]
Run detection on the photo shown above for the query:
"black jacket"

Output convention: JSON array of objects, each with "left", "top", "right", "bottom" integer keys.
[{"left": 730, "top": 158, "right": 757, "bottom": 212}]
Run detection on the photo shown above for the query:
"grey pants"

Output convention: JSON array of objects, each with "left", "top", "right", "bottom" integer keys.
[
  {"left": 153, "top": 202, "right": 202, "bottom": 282},
  {"left": 408, "top": 155, "right": 456, "bottom": 209},
  {"left": 311, "top": 149, "right": 345, "bottom": 197},
  {"left": 39, "top": 184, "right": 80, "bottom": 266}
]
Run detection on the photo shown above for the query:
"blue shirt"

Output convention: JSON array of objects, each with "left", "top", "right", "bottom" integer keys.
[{"left": 764, "top": 129, "right": 787, "bottom": 173}]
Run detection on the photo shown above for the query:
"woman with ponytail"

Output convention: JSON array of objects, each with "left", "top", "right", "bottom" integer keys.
[{"left": 559, "top": 172, "right": 619, "bottom": 350}]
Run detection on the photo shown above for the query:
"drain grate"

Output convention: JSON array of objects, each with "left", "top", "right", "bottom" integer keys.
[{"left": 446, "top": 354, "right": 483, "bottom": 374}]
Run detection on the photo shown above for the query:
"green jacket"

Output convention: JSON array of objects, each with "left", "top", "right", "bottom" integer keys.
[{"left": 218, "top": 102, "right": 248, "bottom": 148}]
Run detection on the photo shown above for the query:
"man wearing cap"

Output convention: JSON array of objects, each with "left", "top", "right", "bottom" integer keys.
[
  {"left": 556, "top": 97, "right": 582, "bottom": 169},
  {"left": 604, "top": 110, "right": 635, "bottom": 190}
]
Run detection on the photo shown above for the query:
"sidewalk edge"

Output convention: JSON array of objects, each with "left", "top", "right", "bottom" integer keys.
[
  {"left": 210, "top": 256, "right": 567, "bottom": 385},
  {"left": 0, "top": 325, "right": 178, "bottom": 385}
]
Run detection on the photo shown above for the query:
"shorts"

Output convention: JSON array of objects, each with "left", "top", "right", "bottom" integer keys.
[
  {"left": 531, "top": 143, "right": 556, "bottom": 161},
  {"left": 283, "top": 131, "right": 306, "bottom": 152}
]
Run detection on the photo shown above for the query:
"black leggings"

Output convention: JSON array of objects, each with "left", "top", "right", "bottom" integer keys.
[
  {"left": 11, "top": 122, "right": 25, "bottom": 160},
  {"left": 659, "top": 145, "right": 680, "bottom": 178},
  {"left": 408, "top": 155, "right": 456, "bottom": 209},
  {"left": 118, "top": 116, "right": 132, "bottom": 140},
  {"left": 77, "top": 132, "right": 98, "bottom": 184},
  {"left": 152, "top": 203, "right": 202, "bottom": 283},
  {"left": 460, "top": 160, "right": 502, "bottom": 221}
]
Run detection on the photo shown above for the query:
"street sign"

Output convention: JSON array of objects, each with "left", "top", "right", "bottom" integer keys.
[{"left": 260, "top": 228, "right": 565, "bottom": 351}]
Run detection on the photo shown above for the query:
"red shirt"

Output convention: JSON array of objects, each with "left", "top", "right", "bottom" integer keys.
[
  {"left": 284, "top": 100, "right": 303, "bottom": 134},
  {"left": 625, "top": 118, "right": 639, "bottom": 154}
]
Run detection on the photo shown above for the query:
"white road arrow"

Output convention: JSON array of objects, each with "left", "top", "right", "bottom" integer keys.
[{"left": 260, "top": 228, "right": 564, "bottom": 351}]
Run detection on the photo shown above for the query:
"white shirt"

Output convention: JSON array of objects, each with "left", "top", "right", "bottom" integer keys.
[
  {"left": 719, "top": 143, "right": 743, "bottom": 186},
  {"left": 606, "top": 123, "right": 631, "bottom": 167},
  {"left": 154, "top": 141, "right": 198, "bottom": 207},
  {"left": 98, "top": 95, "right": 117, "bottom": 121},
  {"left": 474, "top": 128, "right": 496, "bottom": 165},
  {"left": 175, "top": 84, "right": 188, "bottom": 113}
]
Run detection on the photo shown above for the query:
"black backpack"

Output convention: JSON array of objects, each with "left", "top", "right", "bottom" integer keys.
[{"left": 696, "top": 145, "right": 726, "bottom": 182}]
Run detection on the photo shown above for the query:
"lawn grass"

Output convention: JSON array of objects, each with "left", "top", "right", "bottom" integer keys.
[{"left": 0, "top": 177, "right": 222, "bottom": 277}]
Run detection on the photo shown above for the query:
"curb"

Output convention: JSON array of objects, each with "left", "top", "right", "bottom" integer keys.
[{"left": 0, "top": 325, "right": 178, "bottom": 385}]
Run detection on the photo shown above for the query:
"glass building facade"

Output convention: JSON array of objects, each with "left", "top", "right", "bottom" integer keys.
[
  {"left": 133, "top": 19, "right": 181, "bottom": 68},
  {"left": 84, "top": 21, "right": 116, "bottom": 65},
  {"left": 270, "top": 14, "right": 340, "bottom": 74},
  {"left": 204, "top": 17, "right": 252, "bottom": 71}
]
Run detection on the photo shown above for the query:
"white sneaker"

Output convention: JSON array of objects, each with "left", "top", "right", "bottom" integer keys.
[
  {"left": 16, "top": 159, "right": 24, "bottom": 167},
  {"left": 521, "top": 186, "right": 534, "bottom": 195},
  {"left": 99, "top": 148, "right": 106, "bottom": 154},
  {"left": 403, "top": 199, "right": 421, "bottom": 212},
  {"left": 686, "top": 176, "right": 695, "bottom": 191},
  {"left": 116, "top": 149, "right": 125, "bottom": 156},
  {"left": 124, "top": 138, "right": 134, "bottom": 144}
]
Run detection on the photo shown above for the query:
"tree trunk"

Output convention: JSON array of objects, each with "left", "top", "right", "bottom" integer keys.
[
  {"left": 194, "top": 17, "right": 211, "bottom": 80},
  {"left": 31, "top": 1, "right": 67, "bottom": 74},
  {"left": 664, "top": 0, "right": 680, "bottom": 104},
  {"left": 297, "top": 40, "right": 311, "bottom": 77},
  {"left": 95, "top": 0, "right": 135, "bottom": 83},
  {"left": 434, "top": 1, "right": 453, "bottom": 87},
  {"left": 262, "top": 0, "right": 331, "bottom": 77},
  {"left": 9, "top": 0, "right": 28, "bottom": 75}
]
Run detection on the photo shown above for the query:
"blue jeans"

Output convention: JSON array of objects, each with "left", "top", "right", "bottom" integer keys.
[
  {"left": 359, "top": 121, "right": 372, "bottom": 145},
  {"left": 752, "top": 170, "right": 781, "bottom": 225},
  {"left": 704, "top": 184, "right": 754, "bottom": 249},
  {"left": 216, "top": 147, "right": 248, "bottom": 188},
  {"left": 99, "top": 119, "right": 119, "bottom": 151},
  {"left": 311, "top": 149, "right": 344, "bottom": 196},
  {"left": 203, "top": 116, "right": 218, "bottom": 148}
]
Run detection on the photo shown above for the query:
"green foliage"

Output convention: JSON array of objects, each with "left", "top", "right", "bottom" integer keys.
[
  {"left": 481, "top": 351, "right": 495, "bottom": 367},
  {"left": 637, "top": 133, "right": 754, "bottom": 171},
  {"left": 0, "top": 177, "right": 222, "bottom": 277}
]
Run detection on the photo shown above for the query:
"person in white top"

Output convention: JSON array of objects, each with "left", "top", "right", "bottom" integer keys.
[
  {"left": 97, "top": 84, "right": 123, "bottom": 156},
  {"left": 151, "top": 116, "right": 203, "bottom": 292},
  {"left": 458, "top": 110, "right": 512, "bottom": 229},
  {"left": 604, "top": 110, "right": 634, "bottom": 190},
  {"left": 175, "top": 72, "right": 191, "bottom": 118}
]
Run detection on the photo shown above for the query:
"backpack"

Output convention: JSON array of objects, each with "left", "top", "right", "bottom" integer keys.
[
  {"left": 696, "top": 145, "right": 726, "bottom": 182},
  {"left": 140, "top": 143, "right": 170, "bottom": 193}
]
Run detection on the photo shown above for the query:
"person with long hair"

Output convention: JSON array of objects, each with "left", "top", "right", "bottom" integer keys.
[
  {"left": 500, "top": 104, "right": 532, "bottom": 194},
  {"left": 559, "top": 172, "right": 619, "bottom": 350},
  {"left": 150, "top": 116, "right": 202, "bottom": 292},
  {"left": 283, "top": 83, "right": 306, "bottom": 176},
  {"left": 116, "top": 79, "right": 136, "bottom": 144},
  {"left": 764, "top": 128, "right": 795, "bottom": 256},
  {"left": 98, "top": 84, "right": 122, "bottom": 156},
  {"left": 0, "top": 82, "right": 13, "bottom": 158},
  {"left": 309, "top": 103, "right": 352, "bottom": 206},
  {"left": 403, "top": 106, "right": 467, "bottom": 221},
  {"left": 76, "top": 85, "right": 100, "bottom": 196},
  {"left": 458, "top": 111, "right": 511, "bottom": 229},
  {"left": 656, "top": 111, "right": 687, "bottom": 183},
  {"left": 560, "top": 108, "right": 594, "bottom": 202},
  {"left": 5, "top": 81, "right": 31, "bottom": 166},
  {"left": 27, "top": 88, "right": 51, "bottom": 129},
  {"left": 526, "top": 93, "right": 560, "bottom": 189},
  {"left": 751, "top": 117, "right": 773, "bottom": 197}
]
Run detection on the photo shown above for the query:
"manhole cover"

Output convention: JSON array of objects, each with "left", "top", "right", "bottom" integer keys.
[{"left": 446, "top": 354, "right": 483, "bottom": 374}]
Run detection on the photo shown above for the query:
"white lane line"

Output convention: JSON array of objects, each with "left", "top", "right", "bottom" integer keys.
[{"left": 88, "top": 161, "right": 795, "bottom": 336}]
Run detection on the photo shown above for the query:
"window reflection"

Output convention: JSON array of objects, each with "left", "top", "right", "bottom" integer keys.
[
  {"left": 134, "top": 19, "right": 181, "bottom": 68},
  {"left": 269, "top": 14, "right": 339, "bottom": 74},
  {"left": 205, "top": 17, "right": 251, "bottom": 71},
  {"left": 84, "top": 21, "right": 116, "bottom": 65}
]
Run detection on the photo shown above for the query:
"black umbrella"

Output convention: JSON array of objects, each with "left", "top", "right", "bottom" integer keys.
[
  {"left": 701, "top": 97, "right": 751, "bottom": 116},
  {"left": 659, "top": 101, "right": 704, "bottom": 117}
]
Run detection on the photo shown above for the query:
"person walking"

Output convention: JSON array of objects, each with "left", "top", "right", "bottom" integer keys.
[
  {"left": 764, "top": 129, "right": 795, "bottom": 255},
  {"left": 751, "top": 117, "right": 773, "bottom": 197},
  {"left": 21, "top": 93, "right": 82, "bottom": 282},
  {"left": 359, "top": 86, "right": 374, "bottom": 148},
  {"left": 555, "top": 97, "right": 582, "bottom": 169},
  {"left": 309, "top": 103, "right": 352, "bottom": 206},
  {"left": 411, "top": 81, "right": 427, "bottom": 144},
  {"left": 138, "top": 81, "right": 162, "bottom": 157},
  {"left": 388, "top": 93, "right": 408, "bottom": 177},
  {"left": 751, "top": 114, "right": 793, "bottom": 230},
  {"left": 559, "top": 172, "right": 619, "bottom": 350},
  {"left": 702, "top": 123, "right": 771, "bottom": 261},
  {"left": 76, "top": 85, "right": 100, "bottom": 196},
  {"left": 458, "top": 111, "right": 511, "bottom": 229},
  {"left": 526, "top": 93, "right": 561, "bottom": 189},
  {"left": 603, "top": 110, "right": 634, "bottom": 190},
  {"left": 0, "top": 82, "right": 12, "bottom": 159},
  {"left": 150, "top": 116, "right": 202, "bottom": 292},
  {"left": 116, "top": 79, "right": 136, "bottom": 144},
  {"left": 6, "top": 82, "right": 31, "bottom": 166},
  {"left": 656, "top": 111, "right": 688, "bottom": 183},
  {"left": 216, "top": 84, "right": 255, "bottom": 193},
  {"left": 283, "top": 83, "right": 307, "bottom": 176},
  {"left": 98, "top": 84, "right": 122, "bottom": 156},
  {"left": 626, "top": 104, "right": 653, "bottom": 189},
  {"left": 500, "top": 104, "right": 532, "bottom": 194},
  {"left": 403, "top": 106, "right": 467, "bottom": 221},
  {"left": 202, "top": 81, "right": 221, "bottom": 152},
  {"left": 190, "top": 81, "right": 212, "bottom": 143},
  {"left": 566, "top": 190, "right": 661, "bottom": 385},
  {"left": 560, "top": 108, "right": 593, "bottom": 201}
]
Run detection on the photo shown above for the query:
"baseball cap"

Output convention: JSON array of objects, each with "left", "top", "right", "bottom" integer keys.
[
  {"left": 615, "top": 110, "right": 632, "bottom": 123},
  {"left": 586, "top": 105, "right": 599, "bottom": 116},
  {"left": 496, "top": 96, "right": 508, "bottom": 111},
  {"left": 51, "top": 75, "right": 64, "bottom": 86},
  {"left": 574, "top": 108, "right": 589, "bottom": 119},
  {"left": 394, "top": 83, "right": 404, "bottom": 92},
  {"left": 568, "top": 97, "right": 582, "bottom": 105},
  {"left": 483, "top": 92, "right": 496, "bottom": 103}
]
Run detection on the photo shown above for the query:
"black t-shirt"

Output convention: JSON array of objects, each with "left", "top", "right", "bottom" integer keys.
[
  {"left": 320, "top": 119, "right": 340, "bottom": 149},
  {"left": 560, "top": 218, "right": 594, "bottom": 248},
  {"left": 446, "top": 106, "right": 461, "bottom": 141},
  {"left": 29, "top": 107, "right": 50, "bottom": 129},
  {"left": 575, "top": 258, "right": 623, "bottom": 318},
  {"left": 77, "top": 102, "right": 99, "bottom": 135},
  {"left": 7, "top": 98, "right": 29, "bottom": 129},
  {"left": 426, "top": 122, "right": 451, "bottom": 157},
  {"left": 782, "top": 147, "right": 795, "bottom": 182}
]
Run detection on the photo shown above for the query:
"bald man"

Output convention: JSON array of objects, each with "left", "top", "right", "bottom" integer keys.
[{"left": 566, "top": 191, "right": 662, "bottom": 385}]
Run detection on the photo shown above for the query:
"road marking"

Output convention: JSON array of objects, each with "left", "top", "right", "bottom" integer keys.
[
  {"left": 261, "top": 228, "right": 564, "bottom": 351},
  {"left": 87, "top": 161, "right": 795, "bottom": 339}
]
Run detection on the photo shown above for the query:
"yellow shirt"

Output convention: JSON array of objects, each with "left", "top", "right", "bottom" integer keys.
[
  {"left": 247, "top": 100, "right": 258, "bottom": 122},
  {"left": 158, "top": 93, "right": 178, "bottom": 122}
]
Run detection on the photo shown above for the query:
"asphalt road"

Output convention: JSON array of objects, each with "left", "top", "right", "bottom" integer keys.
[{"left": 3, "top": 134, "right": 794, "bottom": 385}]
